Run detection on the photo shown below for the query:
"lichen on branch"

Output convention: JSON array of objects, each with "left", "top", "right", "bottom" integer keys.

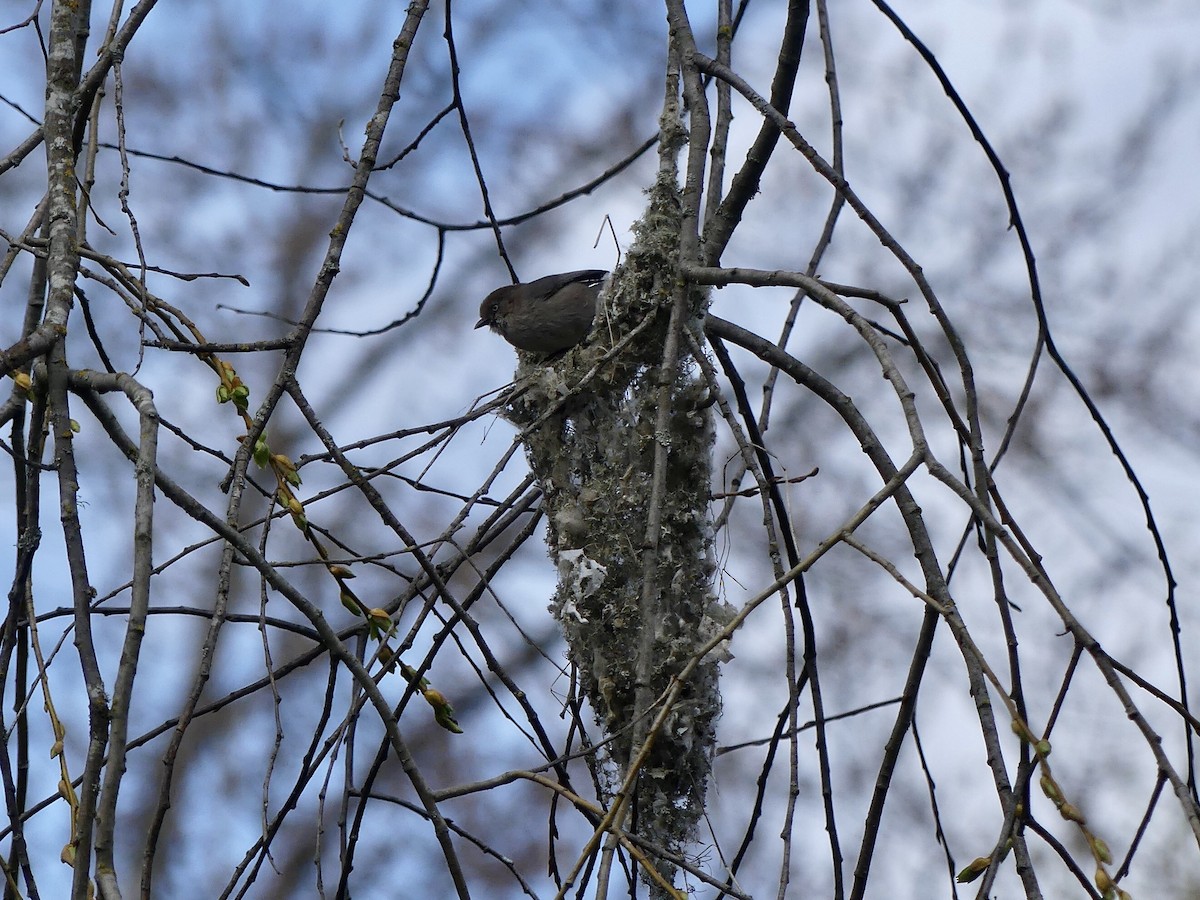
[{"left": 505, "top": 172, "right": 728, "bottom": 874}]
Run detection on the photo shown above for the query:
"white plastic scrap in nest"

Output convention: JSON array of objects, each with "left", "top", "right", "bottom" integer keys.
[{"left": 556, "top": 549, "right": 607, "bottom": 623}]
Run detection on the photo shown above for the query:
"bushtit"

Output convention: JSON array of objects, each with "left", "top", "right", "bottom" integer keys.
[{"left": 475, "top": 270, "right": 608, "bottom": 353}]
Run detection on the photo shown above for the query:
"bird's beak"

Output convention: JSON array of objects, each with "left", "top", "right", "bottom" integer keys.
[{"left": 474, "top": 318, "right": 488, "bottom": 330}]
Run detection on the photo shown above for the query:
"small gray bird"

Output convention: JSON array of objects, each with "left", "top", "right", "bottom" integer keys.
[{"left": 475, "top": 270, "right": 608, "bottom": 353}]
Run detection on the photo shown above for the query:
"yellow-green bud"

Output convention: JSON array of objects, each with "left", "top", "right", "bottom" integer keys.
[
  {"left": 1089, "top": 834, "right": 1112, "bottom": 864},
  {"left": 1039, "top": 774, "right": 1061, "bottom": 804},
  {"left": 1058, "top": 802, "right": 1086, "bottom": 824},
  {"left": 253, "top": 437, "right": 271, "bottom": 468},
  {"left": 955, "top": 857, "right": 990, "bottom": 884}
]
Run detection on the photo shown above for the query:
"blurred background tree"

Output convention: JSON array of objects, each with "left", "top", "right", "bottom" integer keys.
[{"left": 2, "top": 1, "right": 1199, "bottom": 898}]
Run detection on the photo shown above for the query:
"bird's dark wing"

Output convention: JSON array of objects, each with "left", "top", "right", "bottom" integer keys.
[{"left": 524, "top": 269, "right": 608, "bottom": 300}]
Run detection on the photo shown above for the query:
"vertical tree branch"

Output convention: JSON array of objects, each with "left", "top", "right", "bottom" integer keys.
[{"left": 75, "top": 374, "right": 157, "bottom": 900}]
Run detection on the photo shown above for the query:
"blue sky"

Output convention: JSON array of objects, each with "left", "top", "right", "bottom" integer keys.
[{"left": 2, "top": 2, "right": 1199, "bottom": 897}]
